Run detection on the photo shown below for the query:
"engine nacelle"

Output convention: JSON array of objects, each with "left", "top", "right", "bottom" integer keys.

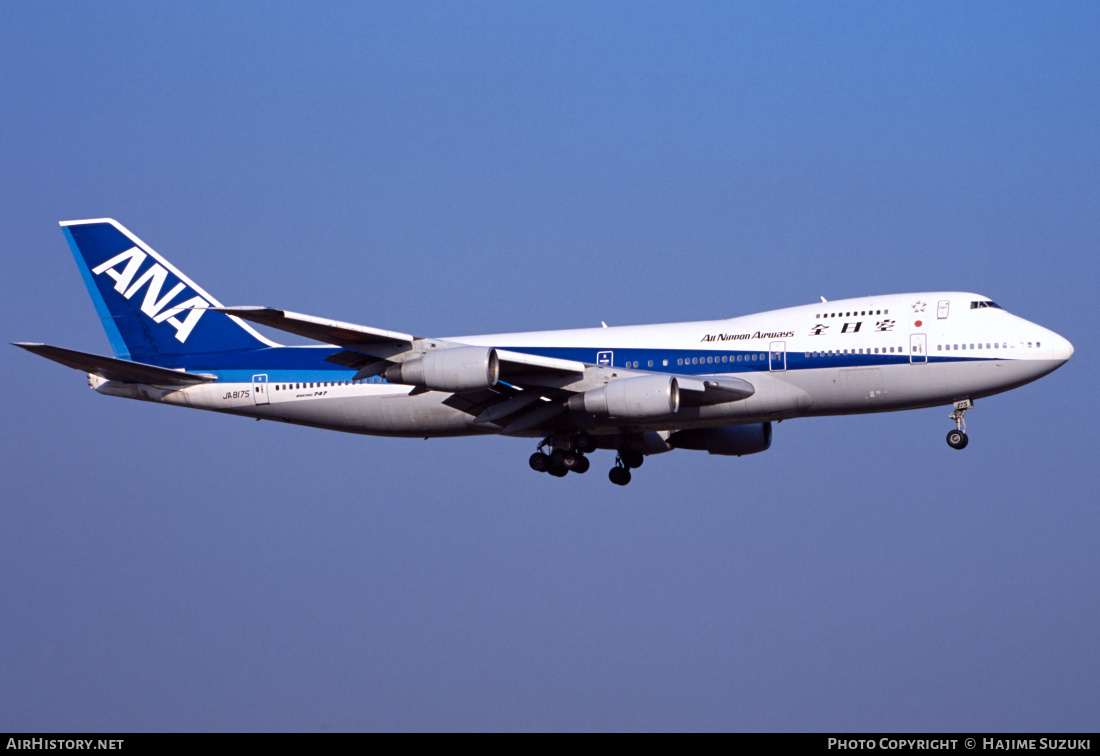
[
  {"left": 384, "top": 347, "right": 499, "bottom": 392},
  {"left": 668, "top": 422, "right": 772, "bottom": 456},
  {"left": 566, "top": 375, "right": 680, "bottom": 418}
]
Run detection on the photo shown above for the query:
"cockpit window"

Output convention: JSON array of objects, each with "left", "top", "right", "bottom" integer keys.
[{"left": 970, "top": 301, "right": 1003, "bottom": 310}]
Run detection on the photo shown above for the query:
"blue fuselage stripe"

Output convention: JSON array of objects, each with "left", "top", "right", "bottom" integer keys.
[{"left": 164, "top": 344, "right": 1004, "bottom": 383}]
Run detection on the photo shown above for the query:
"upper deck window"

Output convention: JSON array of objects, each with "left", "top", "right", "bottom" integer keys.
[{"left": 970, "top": 301, "right": 1003, "bottom": 310}]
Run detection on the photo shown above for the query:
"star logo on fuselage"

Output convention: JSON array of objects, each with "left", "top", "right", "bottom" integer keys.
[{"left": 912, "top": 300, "right": 926, "bottom": 313}]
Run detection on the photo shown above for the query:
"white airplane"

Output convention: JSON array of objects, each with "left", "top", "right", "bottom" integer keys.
[{"left": 16, "top": 219, "right": 1073, "bottom": 485}]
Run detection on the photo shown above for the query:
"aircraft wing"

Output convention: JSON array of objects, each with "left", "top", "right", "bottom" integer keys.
[
  {"left": 13, "top": 343, "right": 217, "bottom": 386},
  {"left": 216, "top": 306, "right": 589, "bottom": 384},
  {"left": 215, "top": 306, "right": 754, "bottom": 431},
  {"left": 213, "top": 307, "right": 416, "bottom": 358}
]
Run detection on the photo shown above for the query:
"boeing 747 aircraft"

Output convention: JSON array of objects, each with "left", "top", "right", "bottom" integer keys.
[{"left": 16, "top": 219, "right": 1073, "bottom": 485}]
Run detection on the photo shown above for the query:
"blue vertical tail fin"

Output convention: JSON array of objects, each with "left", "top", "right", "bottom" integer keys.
[{"left": 61, "top": 219, "right": 278, "bottom": 363}]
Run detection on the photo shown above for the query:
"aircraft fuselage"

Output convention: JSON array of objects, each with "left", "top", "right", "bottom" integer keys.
[{"left": 93, "top": 291, "right": 1072, "bottom": 438}]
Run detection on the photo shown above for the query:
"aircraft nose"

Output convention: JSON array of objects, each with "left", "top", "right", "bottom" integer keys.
[{"left": 1048, "top": 331, "right": 1074, "bottom": 363}]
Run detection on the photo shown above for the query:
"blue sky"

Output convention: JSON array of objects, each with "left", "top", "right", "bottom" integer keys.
[{"left": 2, "top": 1, "right": 1098, "bottom": 732}]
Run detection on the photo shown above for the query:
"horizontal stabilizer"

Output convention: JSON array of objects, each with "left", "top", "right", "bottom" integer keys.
[{"left": 13, "top": 343, "right": 217, "bottom": 386}]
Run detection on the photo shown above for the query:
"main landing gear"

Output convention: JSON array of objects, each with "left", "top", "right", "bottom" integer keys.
[
  {"left": 528, "top": 433, "right": 644, "bottom": 485},
  {"left": 608, "top": 447, "right": 644, "bottom": 486},
  {"left": 529, "top": 433, "right": 593, "bottom": 478},
  {"left": 529, "top": 449, "right": 590, "bottom": 476},
  {"left": 946, "top": 399, "right": 973, "bottom": 450}
]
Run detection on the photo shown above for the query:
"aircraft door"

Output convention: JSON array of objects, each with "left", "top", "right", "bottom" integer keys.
[
  {"left": 252, "top": 374, "right": 270, "bottom": 405},
  {"left": 769, "top": 341, "right": 786, "bottom": 372},
  {"left": 910, "top": 334, "right": 927, "bottom": 364},
  {"left": 937, "top": 300, "right": 950, "bottom": 319}
]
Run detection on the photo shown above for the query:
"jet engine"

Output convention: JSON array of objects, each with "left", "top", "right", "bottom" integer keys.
[
  {"left": 668, "top": 422, "right": 772, "bottom": 456},
  {"left": 384, "top": 346, "right": 499, "bottom": 392},
  {"left": 566, "top": 375, "right": 680, "bottom": 419}
]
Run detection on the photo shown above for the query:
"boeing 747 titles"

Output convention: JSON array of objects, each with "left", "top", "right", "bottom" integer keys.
[{"left": 16, "top": 219, "right": 1073, "bottom": 485}]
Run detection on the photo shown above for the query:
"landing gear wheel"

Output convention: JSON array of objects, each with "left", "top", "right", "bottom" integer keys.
[
  {"left": 609, "top": 466, "right": 632, "bottom": 486},
  {"left": 573, "top": 455, "right": 591, "bottom": 474},
  {"left": 574, "top": 433, "right": 595, "bottom": 454},
  {"left": 551, "top": 449, "right": 578, "bottom": 469},
  {"left": 548, "top": 466, "right": 569, "bottom": 477},
  {"left": 947, "top": 399, "right": 973, "bottom": 450},
  {"left": 946, "top": 430, "right": 969, "bottom": 450},
  {"left": 529, "top": 452, "right": 551, "bottom": 472},
  {"left": 620, "top": 449, "right": 644, "bottom": 469}
]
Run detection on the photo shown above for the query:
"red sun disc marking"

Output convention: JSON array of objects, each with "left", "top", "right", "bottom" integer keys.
[{"left": 915, "top": 320, "right": 922, "bottom": 327}]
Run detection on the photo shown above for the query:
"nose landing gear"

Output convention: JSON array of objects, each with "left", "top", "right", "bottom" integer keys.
[{"left": 946, "top": 399, "right": 973, "bottom": 450}]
